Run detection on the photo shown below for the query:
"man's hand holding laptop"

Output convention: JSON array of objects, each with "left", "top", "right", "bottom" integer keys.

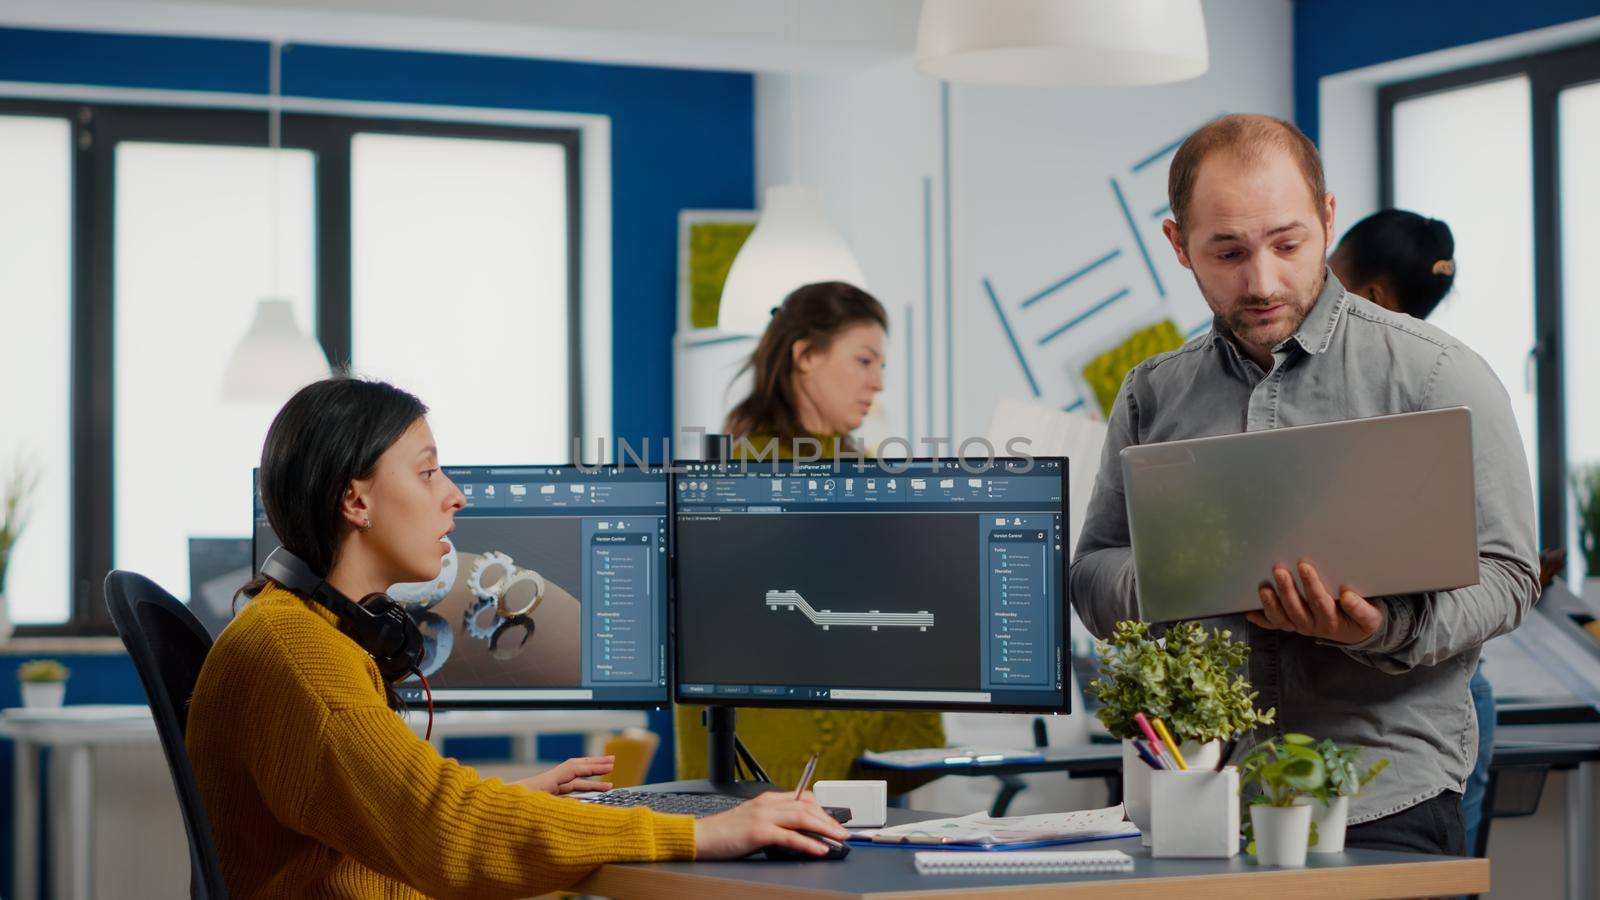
[{"left": 1247, "top": 560, "right": 1387, "bottom": 645}]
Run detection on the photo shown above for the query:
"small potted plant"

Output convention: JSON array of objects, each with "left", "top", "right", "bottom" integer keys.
[
  {"left": 1573, "top": 464, "right": 1600, "bottom": 596},
  {"left": 1088, "top": 620, "right": 1275, "bottom": 843},
  {"left": 1301, "top": 739, "right": 1389, "bottom": 853},
  {"left": 18, "top": 659, "right": 69, "bottom": 708},
  {"left": 1238, "top": 733, "right": 1325, "bottom": 867}
]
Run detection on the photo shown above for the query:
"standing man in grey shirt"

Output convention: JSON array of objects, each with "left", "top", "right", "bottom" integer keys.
[{"left": 1071, "top": 113, "right": 1538, "bottom": 855}]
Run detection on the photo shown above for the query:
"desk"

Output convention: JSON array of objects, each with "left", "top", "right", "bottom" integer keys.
[
  {"left": 866, "top": 729, "right": 1600, "bottom": 900},
  {"left": 0, "top": 705, "right": 645, "bottom": 900},
  {"left": 574, "top": 809, "right": 1488, "bottom": 899}
]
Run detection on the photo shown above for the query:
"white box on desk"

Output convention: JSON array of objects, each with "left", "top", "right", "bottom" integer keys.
[
  {"left": 813, "top": 780, "right": 888, "bottom": 828},
  {"left": 1151, "top": 767, "right": 1240, "bottom": 858}
]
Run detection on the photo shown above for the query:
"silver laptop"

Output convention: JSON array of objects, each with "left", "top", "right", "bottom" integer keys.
[{"left": 1121, "top": 407, "right": 1479, "bottom": 623}]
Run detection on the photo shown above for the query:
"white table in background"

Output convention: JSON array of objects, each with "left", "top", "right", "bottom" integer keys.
[{"left": 1, "top": 704, "right": 646, "bottom": 900}]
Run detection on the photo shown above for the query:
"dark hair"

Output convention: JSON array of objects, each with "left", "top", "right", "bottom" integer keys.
[
  {"left": 724, "top": 281, "right": 888, "bottom": 446},
  {"left": 1333, "top": 209, "right": 1456, "bottom": 320},
  {"left": 1168, "top": 113, "right": 1326, "bottom": 241},
  {"left": 237, "top": 375, "right": 428, "bottom": 707}
]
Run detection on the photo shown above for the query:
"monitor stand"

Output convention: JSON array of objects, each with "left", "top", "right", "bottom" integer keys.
[{"left": 631, "top": 705, "right": 776, "bottom": 799}]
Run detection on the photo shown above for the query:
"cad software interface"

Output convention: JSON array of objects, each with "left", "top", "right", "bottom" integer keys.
[
  {"left": 673, "top": 458, "right": 1067, "bottom": 711},
  {"left": 253, "top": 465, "right": 669, "bottom": 707}
]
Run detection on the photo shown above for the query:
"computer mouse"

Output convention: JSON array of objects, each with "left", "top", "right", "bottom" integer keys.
[{"left": 762, "top": 832, "right": 852, "bottom": 861}]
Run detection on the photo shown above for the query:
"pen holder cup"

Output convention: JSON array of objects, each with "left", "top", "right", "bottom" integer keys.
[
  {"left": 1150, "top": 767, "right": 1240, "bottom": 859},
  {"left": 1122, "top": 738, "right": 1222, "bottom": 846}
]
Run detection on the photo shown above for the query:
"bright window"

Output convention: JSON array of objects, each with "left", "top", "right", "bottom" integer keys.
[
  {"left": 113, "top": 142, "right": 316, "bottom": 597},
  {"left": 351, "top": 132, "right": 571, "bottom": 464},
  {"left": 1561, "top": 80, "right": 1600, "bottom": 584},
  {"left": 1391, "top": 76, "right": 1539, "bottom": 510},
  {"left": 0, "top": 115, "right": 71, "bottom": 624}
]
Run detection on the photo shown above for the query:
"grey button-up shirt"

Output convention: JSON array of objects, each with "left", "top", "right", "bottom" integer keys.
[{"left": 1071, "top": 270, "right": 1539, "bottom": 823}]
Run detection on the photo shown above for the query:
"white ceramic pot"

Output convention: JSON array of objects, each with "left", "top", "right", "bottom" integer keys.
[
  {"left": 1251, "top": 803, "right": 1312, "bottom": 867},
  {"left": 21, "top": 681, "right": 66, "bottom": 708},
  {"left": 1299, "top": 794, "right": 1349, "bottom": 853},
  {"left": 1123, "top": 738, "right": 1223, "bottom": 846}
]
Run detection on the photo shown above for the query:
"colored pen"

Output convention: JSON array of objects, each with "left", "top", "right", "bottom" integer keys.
[
  {"left": 1132, "top": 712, "right": 1163, "bottom": 751},
  {"left": 1132, "top": 739, "right": 1165, "bottom": 770},
  {"left": 1152, "top": 717, "right": 1188, "bottom": 770}
]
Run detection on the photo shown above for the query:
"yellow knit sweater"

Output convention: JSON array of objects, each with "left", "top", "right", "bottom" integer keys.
[{"left": 186, "top": 584, "right": 696, "bottom": 899}]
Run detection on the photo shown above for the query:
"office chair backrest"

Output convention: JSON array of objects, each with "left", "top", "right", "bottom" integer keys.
[{"left": 104, "top": 570, "right": 229, "bottom": 899}]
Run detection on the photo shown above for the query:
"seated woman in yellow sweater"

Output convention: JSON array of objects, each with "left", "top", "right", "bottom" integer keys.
[
  {"left": 187, "top": 376, "right": 847, "bottom": 899},
  {"left": 676, "top": 281, "right": 945, "bottom": 791}
]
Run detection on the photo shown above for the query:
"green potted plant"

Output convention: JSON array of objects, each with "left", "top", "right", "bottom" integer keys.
[
  {"left": 1087, "top": 620, "right": 1275, "bottom": 843},
  {"left": 1573, "top": 464, "right": 1600, "bottom": 595},
  {"left": 0, "top": 456, "right": 41, "bottom": 644},
  {"left": 1237, "top": 733, "right": 1325, "bottom": 866},
  {"left": 1301, "top": 739, "right": 1389, "bottom": 853},
  {"left": 18, "top": 659, "right": 70, "bottom": 708}
]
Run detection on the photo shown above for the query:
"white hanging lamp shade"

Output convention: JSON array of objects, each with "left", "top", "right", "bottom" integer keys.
[
  {"left": 914, "top": 0, "right": 1209, "bottom": 88},
  {"left": 220, "top": 298, "right": 332, "bottom": 403},
  {"left": 716, "top": 185, "right": 867, "bottom": 336}
]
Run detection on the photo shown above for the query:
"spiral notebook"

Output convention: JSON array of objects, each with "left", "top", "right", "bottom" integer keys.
[{"left": 914, "top": 850, "right": 1133, "bottom": 876}]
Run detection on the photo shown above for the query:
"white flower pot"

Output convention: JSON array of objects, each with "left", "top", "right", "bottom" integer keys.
[
  {"left": 1123, "top": 738, "right": 1223, "bottom": 846},
  {"left": 1251, "top": 803, "right": 1312, "bottom": 867},
  {"left": 21, "top": 681, "right": 66, "bottom": 708},
  {"left": 1299, "top": 794, "right": 1349, "bottom": 853}
]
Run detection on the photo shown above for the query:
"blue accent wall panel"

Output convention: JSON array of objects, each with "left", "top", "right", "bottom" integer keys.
[
  {"left": 0, "top": 26, "right": 268, "bottom": 93},
  {"left": 1293, "top": 0, "right": 1600, "bottom": 143}
]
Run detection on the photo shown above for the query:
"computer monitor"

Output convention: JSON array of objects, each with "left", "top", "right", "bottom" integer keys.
[
  {"left": 252, "top": 464, "right": 671, "bottom": 709},
  {"left": 672, "top": 457, "right": 1069, "bottom": 713}
]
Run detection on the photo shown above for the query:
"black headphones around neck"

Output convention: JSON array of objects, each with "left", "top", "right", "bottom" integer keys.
[{"left": 260, "top": 546, "right": 424, "bottom": 684}]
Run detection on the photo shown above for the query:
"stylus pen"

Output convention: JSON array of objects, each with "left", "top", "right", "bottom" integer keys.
[{"left": 794, "top": 752, "right": 820, "bottom": 799}]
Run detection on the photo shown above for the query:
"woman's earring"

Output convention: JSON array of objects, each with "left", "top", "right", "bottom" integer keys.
[{"left": 360, "top": 518, "right": 373, "bottom": 532}]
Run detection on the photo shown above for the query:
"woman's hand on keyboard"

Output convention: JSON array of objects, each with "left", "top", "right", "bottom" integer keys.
[
  {"left": 693, "top": 791, "right": 851, "bottom": 860},
  {"left": 516, "top": 755, "right": 616, "bottom": 795}
]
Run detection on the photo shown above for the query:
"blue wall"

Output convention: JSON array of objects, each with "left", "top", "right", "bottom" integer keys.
[
  {"left": 1293, "top": 0, "right": 1600, "bottom": 144},
  {"left": 0, "top": 24, "right": 753, "bottom": 895}
]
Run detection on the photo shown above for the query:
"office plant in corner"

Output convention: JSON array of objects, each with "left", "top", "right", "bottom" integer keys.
[{"left": 1087, "top": 620, "right": 1275, "bottom": 843}]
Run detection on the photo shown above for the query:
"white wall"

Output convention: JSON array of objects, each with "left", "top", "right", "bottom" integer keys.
[{"left": 755, "top": 0, "right": 1294, "bottom": 449}]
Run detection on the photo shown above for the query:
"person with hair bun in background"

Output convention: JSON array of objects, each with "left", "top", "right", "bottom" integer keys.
[{"left": 1330, "top": 209, "right": 1456, "bottom": 319}]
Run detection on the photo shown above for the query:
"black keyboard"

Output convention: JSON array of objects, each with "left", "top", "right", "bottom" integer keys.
[{"left": 580, "top": 789, "right": 852, "bottom": 822}]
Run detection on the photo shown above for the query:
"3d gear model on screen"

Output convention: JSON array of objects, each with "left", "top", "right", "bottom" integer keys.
[
  {"left": 764, "top": 589, "right": 935, "bottom": 631},
  {"left": 467, "top": 550, "right": 517, "bottom": 602},
  {"left": 454, "top": 550, "right": 548, "bottom": 660},
  {"left": 464, "top": 595, "right": 502, "bottom": 641},
  {"left": 388, "top": 536, "right": 459, "bottom": 609}
]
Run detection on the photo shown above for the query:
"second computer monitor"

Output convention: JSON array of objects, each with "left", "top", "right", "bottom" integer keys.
[{"left": 672, "top": 457, "right": 1068, "bottom": 713}]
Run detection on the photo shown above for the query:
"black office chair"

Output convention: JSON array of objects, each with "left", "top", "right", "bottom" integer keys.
[{"left": 104, "top": 570, "right": 229, "bottom": 900}]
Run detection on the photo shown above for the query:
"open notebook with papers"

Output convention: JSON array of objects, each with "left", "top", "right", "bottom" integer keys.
[{"left": 849, "top": 805, "right": 1137, "bottom": 850}]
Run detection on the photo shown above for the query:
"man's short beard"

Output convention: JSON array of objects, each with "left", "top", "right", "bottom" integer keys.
[{"left": 1204, "top": 264, "right": 1325, "bottom": 354}]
